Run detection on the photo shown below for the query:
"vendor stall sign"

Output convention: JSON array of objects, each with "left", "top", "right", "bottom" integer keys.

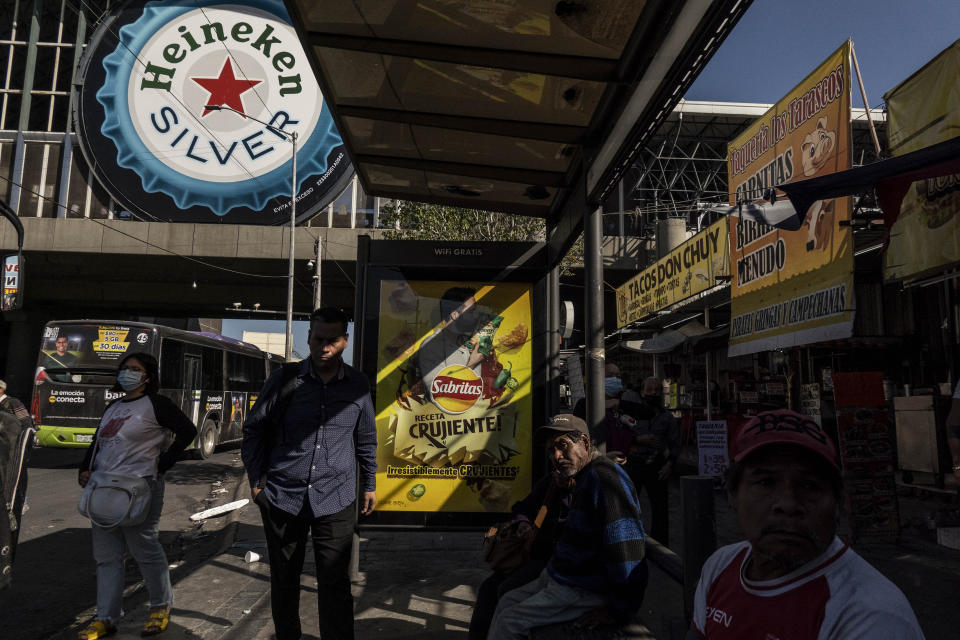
[
  {"left": 616, "top": 218, "right": 729, "bottom": 327},
  {"left": 375, "top": 280, "right": 532, "bottom": 513},
  {"left": 727, "top": 42, "right": 855, "bottom": 356},
  {"left": 696, "top": 420, "right": 729, "bottom": 478},
  {"left": 884, "top": 39, "right": 960, "bottom": 281}
]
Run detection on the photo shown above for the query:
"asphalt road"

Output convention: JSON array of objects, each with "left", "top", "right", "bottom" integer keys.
[{"left": 0, "top": 445, "right": 246, "bottom": 640}]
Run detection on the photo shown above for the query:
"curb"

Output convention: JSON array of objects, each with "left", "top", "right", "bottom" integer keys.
[
  {"left": 196, "top": 467, "right": 272, "bottom": 640},
  {"left": 216, "top": 587, "right": 271, "bottom": 640},
  {"left": 211, "top": 463, "right": 249, "bottom": 556}
]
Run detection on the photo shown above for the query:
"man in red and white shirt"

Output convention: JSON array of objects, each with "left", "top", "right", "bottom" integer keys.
[{"left": 687, "top": 409, "right": 924, "bottom": 640}]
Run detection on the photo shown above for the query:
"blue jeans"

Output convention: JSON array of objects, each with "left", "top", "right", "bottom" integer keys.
[
  {"left": 487, "top": 569, "right": 607, "bottom": 640},
  {"left": 91, "top": 476, "right": 172, "bottom": 622}
]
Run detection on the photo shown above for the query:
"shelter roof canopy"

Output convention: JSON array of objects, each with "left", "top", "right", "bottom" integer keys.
[{"left": 285, "top": 0, "right": 752, "bottom": 232}]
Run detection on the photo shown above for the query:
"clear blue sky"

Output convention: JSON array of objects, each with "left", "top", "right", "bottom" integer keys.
[
  {"left": 685, "top": 0, "right": 960, "bottom": 108},
  {"left": 220, "top": 319, "right": 354, "bottom": 365}
]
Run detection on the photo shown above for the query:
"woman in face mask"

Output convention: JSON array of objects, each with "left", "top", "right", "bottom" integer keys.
[{"left": 76, "top": 353, "right": 197, "bottom": 639}]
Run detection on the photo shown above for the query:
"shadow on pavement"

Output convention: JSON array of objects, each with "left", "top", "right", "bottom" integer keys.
[
  {"left": 0, "top": 521, "right": 260, "bottom": 640},
  {"left": 163, "top": 460, "right": 240, "bottom": 486},
  {"left": 27, "top": 447, "right": 87, "bottom": 470},
  {"left": 350, "top": 532, "right": 484, "bottom": 639}
]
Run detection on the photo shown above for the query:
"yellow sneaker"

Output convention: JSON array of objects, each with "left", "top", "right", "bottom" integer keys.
[
  {"left": 141, "top": 605, "right": 170, "bottom": 637},
  {"left": 77, "top": 620, "right": 117, "bottom": 640}
]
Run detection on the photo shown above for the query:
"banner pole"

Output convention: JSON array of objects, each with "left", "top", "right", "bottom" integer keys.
[{"left": 850, "top": 41, "right": 882, "bottom": 157}]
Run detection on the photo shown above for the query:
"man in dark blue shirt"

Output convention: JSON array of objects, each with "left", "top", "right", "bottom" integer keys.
[
  {"left": 487, "top": 414, "right": 648, "bottom": 639},
  {"left": 242, "top": 307, "right": 377, "bottom": 640}
]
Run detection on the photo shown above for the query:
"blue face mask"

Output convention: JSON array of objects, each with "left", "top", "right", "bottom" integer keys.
[
  {"left": 117, "top": 369, "right": 143, "bottom": 391},
  {"left": 604, "top": 376, "right": 623, "bottom": 397}
]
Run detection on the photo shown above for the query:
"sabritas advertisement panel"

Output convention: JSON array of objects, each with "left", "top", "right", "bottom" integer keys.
[
  {"left": 883, "top": 39, "right": 960, "bottom": 281},
  {"left": 616, "top": 218, "right": 729, "bottom": 327},
  {"left": 375, "top": 280, "right": 532, "bottom": 513},
  {"left": 727, "top": 42, "right": 855, "bottom": 356}
]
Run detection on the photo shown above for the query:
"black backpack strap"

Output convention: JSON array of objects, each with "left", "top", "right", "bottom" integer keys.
[{"left": 269, "top": 362, "right": 302, "bottom": 445}]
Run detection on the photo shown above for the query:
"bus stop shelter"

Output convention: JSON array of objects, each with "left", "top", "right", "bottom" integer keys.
[{"left": 282, "top": 0, "right": 752, "bottom": 434}]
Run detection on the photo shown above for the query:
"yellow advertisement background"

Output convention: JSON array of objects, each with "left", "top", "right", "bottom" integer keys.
[
  {"left": 375, "top": 280, "right": 532, "bottom": 513},
  {"left": 727, "top": 43, "right": 855, "bottom": 354},
  {"left": 616, "top": 218, "right": 729, "bottom": 327},
  {"left": 883, "top": 38, "right": 960, "bottom": 281}
]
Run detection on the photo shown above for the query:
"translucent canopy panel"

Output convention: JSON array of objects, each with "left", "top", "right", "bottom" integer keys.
[
  {"left": 344, "top": 116, "right": 577, "bottom": 173},
  {"left": 299, "top": 0, "right": 646, "bottom": 60},
  {"left": 315, "top": 48, "right": 605, "bottom": 127},
  {"left": 287, "top": 0, "right": 753, "bottom": 220}
]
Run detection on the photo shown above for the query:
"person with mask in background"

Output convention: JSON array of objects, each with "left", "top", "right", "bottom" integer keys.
[
  {"left": 621, "top": 377, "right": 679, "bottom": 545},
  {"left": 76, "top": 353, "right": 196, "bottom": 639},
  {"left": 572, "top": 363, "right": 635, "bottom": 461}
]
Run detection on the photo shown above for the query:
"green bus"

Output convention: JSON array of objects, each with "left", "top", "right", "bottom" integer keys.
[{"left": 32, "top": 320, "right": 283, "bottom": 458}]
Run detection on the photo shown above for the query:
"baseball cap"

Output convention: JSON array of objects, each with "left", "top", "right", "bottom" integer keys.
[
  {"left": 535, "top": 413, "right": 589, "bottom": 444},
  {"left": 731, "top": 409, "right": 840, "bottom": 470}
]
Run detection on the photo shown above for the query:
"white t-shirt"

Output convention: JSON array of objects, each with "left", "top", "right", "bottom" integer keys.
[
  {"left": 92, "top": 396, "right": 170, "bottom": 478},
  {"left": 691, "top": 537, "right": 925, "bottom": 640}
]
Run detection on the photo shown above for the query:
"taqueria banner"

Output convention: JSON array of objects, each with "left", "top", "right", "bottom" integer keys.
[
  {"left": 616, "top": 218, "right": 729, "bottom": 327},
  {"left": 727, "top": 42, "right": 855, "bottom": 356},
  {"left": 375, "top": 280, "right": 532, "bottom": 513},
  {"left": 883, "top": 39, "right": 960, "bottom": 281}
]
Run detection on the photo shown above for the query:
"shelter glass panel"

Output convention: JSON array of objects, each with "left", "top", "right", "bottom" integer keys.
[
  {"left": 410, "top": 124, "right": 575, "bottom": 173},
  {"left": 299, "top": 1, "right": 643, "bottom": 59},
  {"left": 356, "top": 180, "right": 376, "bottom": 229},
  {"left": 330, "top": 182, "right": 353, "bottom": 228},
  {"left": 314, "top": 48, "right": 604, "bottom": 127},
  {"left": 424, "top": 171, "right": 557, "bottom": 206}
]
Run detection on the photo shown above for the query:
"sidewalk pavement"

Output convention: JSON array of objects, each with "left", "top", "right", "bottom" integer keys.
[
  {"left": 88, "top": 449, "right": 959, "bottom": 640},
  {"left": 90, "top": 452, "right": 684, "bottom": 640}
]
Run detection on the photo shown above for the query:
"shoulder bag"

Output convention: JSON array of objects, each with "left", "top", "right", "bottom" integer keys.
[
  {"left": 77, "top": 427, "right": 152, "bottom": 529},
  {"left": 482, "top": 485, "right": 553, "bottom": 574}
]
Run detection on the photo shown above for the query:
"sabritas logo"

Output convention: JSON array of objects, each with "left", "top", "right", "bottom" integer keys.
[{"left": 431, "top": 366, "right": 483, "bottom": 414}]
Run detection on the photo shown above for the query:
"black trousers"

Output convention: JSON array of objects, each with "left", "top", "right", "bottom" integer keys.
[
  {"left": 625, "top": 458, "right": 670, "bottom": 546},
  {"left": 468, "top": 557, "right": 548, "bottom": 640},
  {"left": 258, "top": 495, "right": 356, "bottom": 640}
]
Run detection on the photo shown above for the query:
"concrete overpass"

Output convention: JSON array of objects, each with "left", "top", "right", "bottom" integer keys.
[{"left": 0, "top": 218, "right": 384, "bottom": 396}]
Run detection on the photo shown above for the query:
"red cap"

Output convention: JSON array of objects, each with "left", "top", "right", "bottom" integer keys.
[{"left": 731, "top": 410, "right": 840, "bottom": 470}]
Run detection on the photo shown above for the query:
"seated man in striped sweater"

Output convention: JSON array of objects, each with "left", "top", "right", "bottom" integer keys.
[{"left": 487, "top": 414, "right": 648, "bottom": 639}]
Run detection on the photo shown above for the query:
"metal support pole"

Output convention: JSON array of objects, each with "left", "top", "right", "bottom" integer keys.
[
  {"left": 704, "top": 307, "right": 712, "bottom": 421},
  {"left": 285, "top": 132, "right": 298, "bottom": 361},
  {"left": 682, "top": 476, "right": 717, "bottom": 621},
  {"left": 850, "top": 42, "right": 882, "bottom": 158},
  {"left": 585, "top": 206, "right": 606, "bottom": 451},
  {"left": 548, "top": 265, "right": 561, "bottom": 416},
  {"left": 313, "top": 236, "right": 322, "bottom": 310}
]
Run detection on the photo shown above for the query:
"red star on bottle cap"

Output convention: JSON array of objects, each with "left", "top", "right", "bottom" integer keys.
[{"left": 192, "top": 58, "right": 262, "bottom": 117}]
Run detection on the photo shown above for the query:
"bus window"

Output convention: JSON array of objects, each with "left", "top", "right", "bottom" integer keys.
[
  {"left": 248, "top": 355, "right": 266, "bottom": 389},
  {"left": 227, "top": 353, "right": 268, "bottom": 392},
  {"left": 160, "top": 339, "right": 185, "bottom": 388},
  {"left": 201, "top": 347, "right": 224, "bottom": 391}
]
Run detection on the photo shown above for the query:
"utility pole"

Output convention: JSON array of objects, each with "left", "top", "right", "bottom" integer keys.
[{"left": 313, "top": 237, "right": 322, "bottom": 310}]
